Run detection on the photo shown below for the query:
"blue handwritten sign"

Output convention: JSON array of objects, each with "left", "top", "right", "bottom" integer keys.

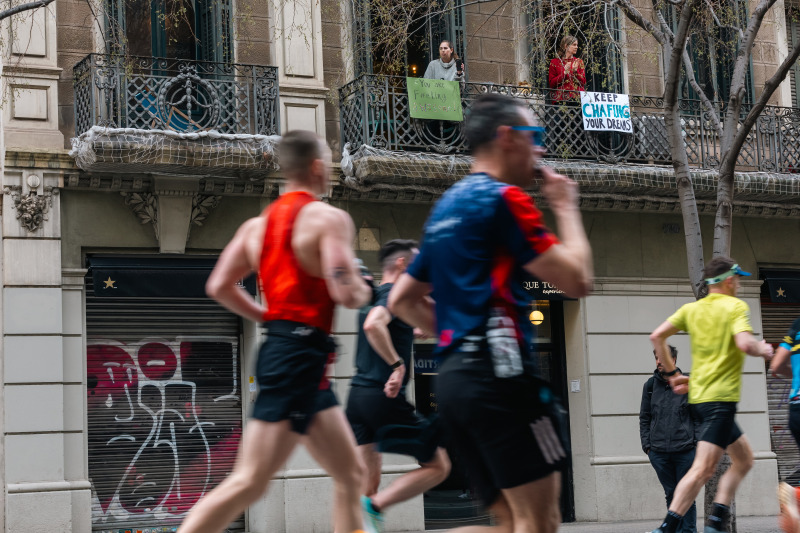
[{"left": 580, "top": 91, "right": 632, "bottom": 133}]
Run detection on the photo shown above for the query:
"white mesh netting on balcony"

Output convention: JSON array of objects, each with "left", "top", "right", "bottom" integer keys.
[
  {"left": 341, "top": 143, "right": 472, "bottom": 194},
  {"left": 339, "top": 143, "right": 800, "bottom": 216},
  {"left": 70, "top": 126, "right": 281, "bottom": 177}
]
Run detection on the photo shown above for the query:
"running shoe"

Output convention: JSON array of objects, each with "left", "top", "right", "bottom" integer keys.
[
  {"left": 361, "top": 495, "right": 384, "bottom": 533},
  {"left": 779, "top": 482, "right": 800, "bottom": 533}
]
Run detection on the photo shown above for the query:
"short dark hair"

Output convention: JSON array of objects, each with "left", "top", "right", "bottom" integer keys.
[
  {"left": 654, "top": 345, "right": 678, "bottom": 360},
  {"left": 277, "top": 130, "right": 324, "bottom": 178},
  {"left": 464, "top": 93, "right": 529, "bottom": 152},
  {"left": 703, "top": 256, "right": 736, "bottom": 279},
  {"left": 379, "top": 239, "right": 418, "bottom": 270}
]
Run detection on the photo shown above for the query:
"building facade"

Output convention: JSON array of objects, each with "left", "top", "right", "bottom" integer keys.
[{"left": 1, "top": 0, "right": 799, "bottom": 531}]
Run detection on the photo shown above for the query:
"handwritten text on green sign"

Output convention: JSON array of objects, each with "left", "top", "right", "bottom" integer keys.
[{"left": 407, "top": 78, "right": 464, "bottom": 121}]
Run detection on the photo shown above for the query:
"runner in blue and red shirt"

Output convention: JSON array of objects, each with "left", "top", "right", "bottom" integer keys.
[
  {"left": 771, "top": 316, "right": 800, "bottom": 533},
  {"left": 389, "top": 93, "right": 593, "bottom": 533}
]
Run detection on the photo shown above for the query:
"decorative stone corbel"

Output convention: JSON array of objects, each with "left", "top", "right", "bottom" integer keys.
[
  {"left": 121, "top": 192, "right": 159, "bottom": 239},
  {"left": 190, "top": 195, "right": 222, "bottom": 227},
  {"left": 4, "top": 184, "right": 57, "bottom": 233}
]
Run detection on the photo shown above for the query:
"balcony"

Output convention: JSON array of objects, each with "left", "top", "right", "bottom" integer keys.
[
  {"left": 71, "top": 54, "right": 280, "bottom": 178},
  {"left": 339, "top": 74, "right": 800, "bottom": 173}
]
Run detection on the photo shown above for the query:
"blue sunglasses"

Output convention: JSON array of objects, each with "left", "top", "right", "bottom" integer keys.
[{"left": 510, "top": 125, "right": 546, "bottom": 147}]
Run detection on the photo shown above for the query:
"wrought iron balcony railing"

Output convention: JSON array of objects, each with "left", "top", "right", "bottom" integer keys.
[
  {"left": 339, "top": 74, "right": 800, "bottom": 173},
  {"left": 74, "top": 54, "right": 280, "bottom": 137}
]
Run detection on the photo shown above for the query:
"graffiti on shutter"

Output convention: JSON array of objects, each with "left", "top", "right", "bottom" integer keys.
[
  {"left": 87, "top": 337, "right": 242, "bottom": 530},
  {"left": 764, "top": 303, "right": 800, "bottom": 483}
]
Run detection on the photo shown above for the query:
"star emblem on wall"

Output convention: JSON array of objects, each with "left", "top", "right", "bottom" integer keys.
[
  {"left": 777, "top": 287, "right": 786, "bottom": 297},
  {"left": 103, "top": 277, "right": 117, "bottom": 289}
]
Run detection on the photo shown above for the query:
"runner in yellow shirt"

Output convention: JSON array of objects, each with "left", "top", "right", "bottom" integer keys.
[{"left": 648, "top": 256, "right": 773, "bottom": 533}]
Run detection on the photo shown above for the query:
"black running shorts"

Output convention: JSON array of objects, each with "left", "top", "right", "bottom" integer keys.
[
  {"left": 690, "top": 401, "right": 743, "bottom": 448},
  {"left": 435, "top": 351, "right": 570, "bottom": 507},
  {"left": 252, "top": 320, "right": 338, "bottom": 434},
  {"left": 790, "top": 403, "right": 800, "bottom": 450},
  {"left": 345, "top": 386, "right": 438, "bottom": 462}
]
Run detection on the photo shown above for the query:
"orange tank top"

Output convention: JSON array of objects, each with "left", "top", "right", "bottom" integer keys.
[{"left": 259, "top": 191, "right": 336, "bottom": 333}]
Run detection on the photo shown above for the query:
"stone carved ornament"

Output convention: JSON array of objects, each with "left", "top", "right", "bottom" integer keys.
[{"left": 4, "top": 183, "right": 56, "bottom": 233}]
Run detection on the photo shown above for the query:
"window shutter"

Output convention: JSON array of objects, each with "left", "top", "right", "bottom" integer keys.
[
  {"left": 197, "top": 0, "right": 232, "bottom": 64},
  {"left": 352, "top": 0, "right": 372, "bottom": 76},
  {"left": 789, "top": 16, "right": 800, "bottom": 108}
]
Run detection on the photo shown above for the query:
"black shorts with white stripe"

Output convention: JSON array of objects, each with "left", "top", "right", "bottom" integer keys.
[{"left": 436, "top": 350, "right": 570, "bottom": 507}]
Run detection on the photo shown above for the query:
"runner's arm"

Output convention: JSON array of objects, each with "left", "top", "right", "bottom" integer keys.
[
  {"left": 364, "top": 305, "right": 403, "bottom": 367},
  {"left": 319, "top": 209, "right": 372, "bottom": 309},
  {"left": 734, "top": 331, "right": 774, "bottom": 361},
  {"left": 650, "top": 321, "right": 680, "bottom": 375},
  {"left": 523, "top": 167, "right": 592, "bottom": 298},
  {"left": 206, "top": 217, "right": 266, "bottom": 323},
  {"left": 364, "top": 305, "right": 406, "bottom": 398},
  {"left": 771, "top": 346, "right": 792, "bottom": 377},
  {"left": 387, "top": 274, "right": 436, "bottom": 337}
]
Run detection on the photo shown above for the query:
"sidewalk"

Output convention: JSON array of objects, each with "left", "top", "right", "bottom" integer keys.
[{"left": 422, "top": 514, "right": 782, "bottom": 532}]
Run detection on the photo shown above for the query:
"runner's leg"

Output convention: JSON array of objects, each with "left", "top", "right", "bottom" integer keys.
[
  {"left": 778, "top": 482, "right": 800, "bottom": 533},
  {"left": 370, "top": 447, "right": 450, "bottom": 510},
  {"left": 358, "top": 443, "right": 382, "bottom": 497},
  {"left": 303, "top": 406, "right": 365, "bottom": 533},
  {"left": 667, "top": 441, "right": 725, "bottom": 515},
  {"left": 447, "top": 493, "right": 514, "bottom": 533},
  {"left": 713, "top": 434, "right": 754, "bottom": 506},
  {"left": 500, "top": 471, "right": 561, "bottom": 533},
  {"left": 178, "top": 419, "right": 300, "bottom": 533}
]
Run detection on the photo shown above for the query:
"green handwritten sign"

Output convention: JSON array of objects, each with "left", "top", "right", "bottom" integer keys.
[{"left": 407, "top": 77, "right": 464, "bottom": 121}]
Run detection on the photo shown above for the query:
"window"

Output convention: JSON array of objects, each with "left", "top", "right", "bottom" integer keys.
[
  {"left": 527, "top": 0, "right": 624, "bottom": 92},
  {"left": 664, "top": 1, "right": 755, "bottom": 104},
  {"left": 106, "top": 0, "right": 231, "bottom": 63},
  {"left": 352, "top": 0, "right": 466, "bottom": 78}
]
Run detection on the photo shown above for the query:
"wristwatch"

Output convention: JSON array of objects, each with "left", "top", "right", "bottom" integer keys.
[{"left": 389, "top": 360, "right": 404, "bottom": 370}]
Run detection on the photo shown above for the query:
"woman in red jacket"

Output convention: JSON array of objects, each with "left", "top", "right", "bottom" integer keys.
[{"left": 548, "top": 35, "right": 586, "bottom": 102}]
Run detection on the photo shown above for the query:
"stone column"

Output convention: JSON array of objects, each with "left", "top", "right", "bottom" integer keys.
[{"left": 2, "top": 168, "right": 90, "bottom": 531}]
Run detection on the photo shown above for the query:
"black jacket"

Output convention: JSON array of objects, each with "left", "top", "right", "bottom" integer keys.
[{"left": 639, "top": 368, "right": 697, "bottom": 454}]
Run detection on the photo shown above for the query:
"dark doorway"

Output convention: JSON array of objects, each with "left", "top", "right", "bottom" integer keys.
[{"left": 529, "top": 300, "right": 575, "bottom": 522}]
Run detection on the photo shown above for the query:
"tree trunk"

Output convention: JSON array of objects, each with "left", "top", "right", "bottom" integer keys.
[
  {"left": 704, "top": 454, "right": 737, "bottom": 533},
  {"left": 663, "top": 0, "right": 706, "bottom": 298}
]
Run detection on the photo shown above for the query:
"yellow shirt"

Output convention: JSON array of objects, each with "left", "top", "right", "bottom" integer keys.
[{"left": 667, "top": 293, "right": 752, "bottom": 404}]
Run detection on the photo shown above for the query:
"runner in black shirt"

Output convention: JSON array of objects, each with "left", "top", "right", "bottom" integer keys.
[{"left": 346, "top": 239, "right": 450, "bottom": 533}]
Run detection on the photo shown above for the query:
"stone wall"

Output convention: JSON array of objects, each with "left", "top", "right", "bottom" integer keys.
[
  {"left": 465, "top": 0, "right": 520, "bottom": 84},
  {"left": 235, "top": 0, "right": 272, "bottom": 65},
  {"left": 621, "top": 0, "right": 664, "bottom": 96},
  {"left": 321, "top": 0, "right": 347, "bottom": 154},
  {"left": 56, "top": 0, "right": 94, "bottom": 148}
]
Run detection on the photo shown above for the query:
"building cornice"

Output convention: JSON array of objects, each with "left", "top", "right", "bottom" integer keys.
[{"left": 337, "top": 147, "right": 800, "bottom": 217}]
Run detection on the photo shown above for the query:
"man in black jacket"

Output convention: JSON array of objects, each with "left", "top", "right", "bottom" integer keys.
[{"left": 640, "top": 345, "right": 697, "bottom": 533}]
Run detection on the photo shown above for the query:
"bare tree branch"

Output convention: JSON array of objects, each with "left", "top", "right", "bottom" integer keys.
[
  {"left": 0, "top": 0, "right": 56, "bottom": 22},
  {"left": 704, "top": 0, "right": 743, "bottom": 38},
  {"left": 721, "top": 0, "right": 778, "bottom": 155},
  {"left": 681, "top": 49, "right": 723, "bottom": 136},
  {"left": 664, "top": 0, "right": 700, "bottom": 108},
  {"left": 615, "top": 0, "right": 668, "bottom": 46},
  {"left": 721, "top": 34, "right": 800, "bottom": 177}
]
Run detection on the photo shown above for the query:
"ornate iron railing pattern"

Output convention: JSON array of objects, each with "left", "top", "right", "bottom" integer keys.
[
  {"left": 74, "top": 54, "right": 279, "bottom": 136},
  {"left": 339, "top": 74, "right": 800, "bottom": 173}
]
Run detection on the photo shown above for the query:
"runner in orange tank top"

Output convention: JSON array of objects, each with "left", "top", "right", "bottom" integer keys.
[{"left": 178, "top": 130, "right": 373, "bottom": 533}]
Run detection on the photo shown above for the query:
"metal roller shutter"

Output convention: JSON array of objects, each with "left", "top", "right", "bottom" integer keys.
[
  {"left": 764, "top": 302, "right": 800, "bottom": 484},
  {"left": 85, "top": 262, "right": 245, "bottom": 533}
]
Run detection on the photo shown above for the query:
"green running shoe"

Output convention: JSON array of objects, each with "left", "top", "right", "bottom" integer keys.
[{"left": 361, "top": 496, "right": 384, "bottom": 533}]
